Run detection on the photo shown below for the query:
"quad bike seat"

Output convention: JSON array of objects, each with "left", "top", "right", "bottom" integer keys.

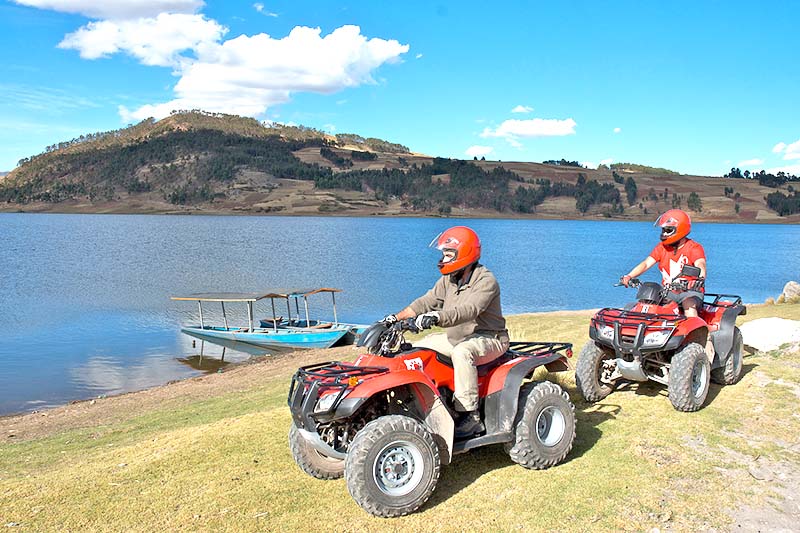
[{"left": 435, "top": 351, "right": 515, "bottom": 377}]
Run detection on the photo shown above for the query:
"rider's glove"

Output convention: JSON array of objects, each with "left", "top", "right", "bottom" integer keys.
[
  {"left": 415, "top": 311, "right": 439, "bottom": 330},
  {"left": 620, "top": 275, "right": 632, "bottom": 287},
  {"left": 381, "top": 314, "right": 398, "bottom": 325}
]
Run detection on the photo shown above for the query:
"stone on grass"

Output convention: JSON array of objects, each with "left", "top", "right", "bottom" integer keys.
[{"left": 782, "top": 281, "right": 800, "bottom": 303}]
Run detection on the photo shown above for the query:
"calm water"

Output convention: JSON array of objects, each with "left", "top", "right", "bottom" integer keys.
[{"left": 1, "top": 213, "right": 798, "bottom": 415}]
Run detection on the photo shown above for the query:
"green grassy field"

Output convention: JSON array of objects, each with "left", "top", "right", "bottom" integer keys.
[{"left": 1, "top": 304, "right": 798, "bottom": 532}]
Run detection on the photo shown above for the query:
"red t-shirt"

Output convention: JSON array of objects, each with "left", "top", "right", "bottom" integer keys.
[{"left": 648, "top": 239, "right": 706, "bottom": 286}]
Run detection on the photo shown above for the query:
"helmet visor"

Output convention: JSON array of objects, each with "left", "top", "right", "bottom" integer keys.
[{"left": 429, "top": 231, "right": 459, "bottom": 269}]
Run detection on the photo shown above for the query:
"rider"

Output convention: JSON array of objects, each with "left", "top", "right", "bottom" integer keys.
[
  {"left": 620, "top": 209, "right": 706, "bottom": 318},
  {"left": 383, "top": 226, "right": 509, "bottom": 438}
]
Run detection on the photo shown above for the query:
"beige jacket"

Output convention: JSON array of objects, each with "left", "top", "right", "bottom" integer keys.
[{"left": 409, "top": 263, "right": 506, "bottom": 345}]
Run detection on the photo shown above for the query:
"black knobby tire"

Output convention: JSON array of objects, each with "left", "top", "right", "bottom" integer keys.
[
  {"left": 288, "top": 423, "right": 344, "bottom": 480},
  {"left": 711, "top": 327, "right": 744, "bottom": 385},
  {"left": 575, "top": 341, "right": 616, "bottom": 402},
  {"left": 508, "top": 381, "right": 576, "bottom": 470},
  {"left": 344, "top": 415, "right": 440, "bottom": 518},
  {"left": 668, "top": 342, "right": 710, "bottom": 412}
]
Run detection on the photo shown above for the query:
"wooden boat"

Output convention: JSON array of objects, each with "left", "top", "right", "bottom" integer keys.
[{"left": 171, "top": 290, "right": 353, "bottom": 350}]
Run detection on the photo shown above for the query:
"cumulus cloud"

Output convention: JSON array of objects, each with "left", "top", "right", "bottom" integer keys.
[
  {"left": 511, "top": 105, "right": 533, "bottom": 114},
  {"left": 772, "top": 142, "right": 787, "bottom": 153},
  {"left": 582, "top": 161, "right": 597, "bottom": 169},
  {"left": 738, "top": 158, "right": 764, "bottom": 167},
  {"left": 783, "top": 139, "right": 800, "bottom": 160},
  {"left": 13, "top": 0, "right": 202, "bottom": 19},
  {"left": 600, "top": 158, "right": 613, "bottom": 166},
  {"left": 58, "top": 13, "right": 227, "bottom": 67},
  {"left": 465, "top": 145, "right": 493, "bottom": 158},
  {"left": 613, "top": 127, "right": 621, "bottom": 133},
  {"left": 766, "top": 163, "right": 800, "bottom": 175},
  {"left": 480, "top": 118, "right": 577, "bottom": 139},
  {"left": 415, "top": 53, "right": 423, "bottom": 59}
]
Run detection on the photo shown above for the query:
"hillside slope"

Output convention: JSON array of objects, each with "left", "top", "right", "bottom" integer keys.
[{"left": 1, "top": 111, "right": 797, "bottom": 222}]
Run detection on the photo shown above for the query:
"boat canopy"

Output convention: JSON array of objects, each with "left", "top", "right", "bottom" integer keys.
[{"left": 171, "top": 288, "right": 342, "bottom": 302}]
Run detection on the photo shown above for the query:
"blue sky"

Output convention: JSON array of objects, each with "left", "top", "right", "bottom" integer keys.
[{"left": 1, "top": 0, "right": 798, "bottom": 176}]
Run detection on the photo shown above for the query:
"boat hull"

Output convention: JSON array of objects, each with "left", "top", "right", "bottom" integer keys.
[{"left": 181, "top": 325, "right": 349, "bottom": 350}]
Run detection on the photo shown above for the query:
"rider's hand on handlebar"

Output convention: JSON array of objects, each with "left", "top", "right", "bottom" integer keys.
[
  {"left": 414, "top": 311, "right": 439, "bottom": 330},
  {"left": 688, "top": 278, "right": 705, "bottom": 291},
  {"left": 620, "top": 275, "right": 632, "bottom": 287},
  {"left": 381, "top": 314, "right": 398, "bottom": 325}
]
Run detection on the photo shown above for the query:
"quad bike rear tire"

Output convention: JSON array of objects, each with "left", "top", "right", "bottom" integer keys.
[
  {"left": 344, "top": 415, "right": 440, "bottom": 518},
  {"left": 288, "top": 423, "right": 344, "bottom": 480},
  {"left": 575, "top": 341, "right": 616, "bottom": 402},
  {"left": 668, "top": 342, "right": 710, "bottom": 412},
  {"left": 508, "top": 381, "right": 576, "bottom": 469},
  {"left": 711, "top": 327, "right": 744, "bottom": 385}
]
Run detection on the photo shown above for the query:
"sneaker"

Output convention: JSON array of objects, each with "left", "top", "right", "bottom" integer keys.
[{"left": 454, "top": 411, "right": 484, "bottom": 439}]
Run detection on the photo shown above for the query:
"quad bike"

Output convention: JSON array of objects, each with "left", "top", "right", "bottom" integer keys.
[
  {"left": 287, "top": 319, "right": 576, "bottom": 517},
  {"left": 576, "top": 265, "right": 746, "bottom": 412}
]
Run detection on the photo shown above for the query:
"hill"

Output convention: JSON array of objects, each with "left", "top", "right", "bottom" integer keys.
[{"left": 1, "top": 111, "right": 798, "bottom": 222}]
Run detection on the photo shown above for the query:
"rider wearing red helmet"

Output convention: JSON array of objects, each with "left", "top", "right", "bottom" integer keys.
[
  {"left": 383, "top": 226, "right": 509, "bottom": 438},
  {"left": 620, "top": 209, "right": 707, "bottom": 317}
]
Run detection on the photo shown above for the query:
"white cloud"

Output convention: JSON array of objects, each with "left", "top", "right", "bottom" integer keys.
[
  {"left": 117, "top": 25, "right": 407, "bottom": 121},
  {"left": 766, "top": 163, "right": 800, "bottom": 175},
  {"left": 322, "top": 123, "right": 336, "bottom": 132},
  {"left": 58, "top": 13, "right": 227, "bottom": 67},
  {"left": 738, "top": 158, "right": 764, "bottom": 167},
  {"left": 480, "top": 118, "right": 577, "bottom": 139},
  {"left": 600, "top": 158, "right": 613, "bottom": 166},
  {"left": 613, "top": 127, "right": 621, "bottom": 133},
  {"left": 253, "top": 3, "right": 277, "bottom": 16},
  {"left": 772, "top": 142, "right": 787, "bottom": 153},
  {"left": 465, "top": 145, "right": 493, "bottom": 158},
  {"left": 415, "top": 53, "right": 423, "bottom": 59},
  {"left": 783, "top": 139, "right": 800, "bottom": 160},
  {"left": 582, "top": 161, "right": 597, "bottom": 169},
  {"left": 511, "top": 105, "right": 533, "bottom": 114},
  {"left": 13, "top": 0, "right": 202, "bottom": 19}
]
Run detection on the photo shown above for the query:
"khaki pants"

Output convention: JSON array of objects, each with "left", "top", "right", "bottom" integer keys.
[{"left": 413, "top": 332, "right": 510, "bottom": 411}]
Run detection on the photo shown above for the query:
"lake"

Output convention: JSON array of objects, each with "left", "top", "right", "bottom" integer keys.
[{"left": 1, "top": 213, "right": 798, "bottom": 415}]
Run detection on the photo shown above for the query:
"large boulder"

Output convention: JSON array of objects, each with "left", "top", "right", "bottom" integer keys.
[
  {"left": 739, "top": 317, "right": 800, "bottom": 352},
  {"left": 782, "top": 281, "right": 800, "bottom": 302}
]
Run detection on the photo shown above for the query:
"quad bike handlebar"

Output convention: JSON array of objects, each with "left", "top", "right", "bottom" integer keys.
[{"left": 358, "top": 318, "right": 420, "bottom": 356}]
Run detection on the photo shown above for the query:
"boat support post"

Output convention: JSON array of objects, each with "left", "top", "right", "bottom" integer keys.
[
  {"left": 271, "top": 298, "right": 278, "bottom": 332},
  {"left": 221, "top": 301, "right": 229, "bottom": 330},
  {"left": 331, "top": 292, "right": 339, "bottom": 325},
  {"left": 304, "top": 296, "right": 311, "bottom": 327},
  {"left": 198, "top": 301, "right": 205, "bottom": 329},
  {"left": 247, "top": 301, "right": 254, "bottom": 333}
]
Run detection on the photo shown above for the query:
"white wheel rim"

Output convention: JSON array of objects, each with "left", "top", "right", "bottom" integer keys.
[
  {"left": 372, "top": 440, "right": 425, "bottom": 497},
  {"left": 692, "top": 359, "right": 708, "bottom": 398},
  {"left": 536, "top": 406, "right": 566, "bottom": 447}
]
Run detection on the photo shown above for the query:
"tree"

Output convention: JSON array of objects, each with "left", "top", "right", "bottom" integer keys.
[
  {"left": 624, "top": 176, "right": 637, "bottom": 206},
  {"left": 687, "top": 192, "right": 702, "bottom": 212}
]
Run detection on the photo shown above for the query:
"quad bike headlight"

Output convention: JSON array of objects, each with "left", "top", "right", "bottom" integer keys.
[
  {"left": 315, "top": 391, "right": 347, "bottom": 413},
  {"left": 598, "top": 325, "right": 614, "bottom": 341},
  {"left": 642, "top": 330, "right": 670, "bottom": 347}
]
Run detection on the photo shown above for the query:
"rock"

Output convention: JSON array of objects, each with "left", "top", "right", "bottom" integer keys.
[
  {"left": 782, "top": 281, "right": 800, "bottom": 302},
  {"left": 740, "top": 318, "right": 800, "bottom": 352}
]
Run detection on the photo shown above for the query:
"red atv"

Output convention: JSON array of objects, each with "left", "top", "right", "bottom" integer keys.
[
  {"left": 287, "top": 319, "right": 576, "bottom": 517},
  {"left": 576, "top": 265, "right": 746, "bottom": 412}
]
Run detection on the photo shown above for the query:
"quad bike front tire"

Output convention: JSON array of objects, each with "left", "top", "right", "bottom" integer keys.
[
  {"left": 344, "top": 415, "right": 440, "bottom": 518},
  {"left": 711, "top": 327, "right": 744, "bottom": 385},
  {"left": 288, "top": 423, "right": 344, "bottom": 480},
  {"left": 668, "top": 342, "right": 710, "bottom": 412},
  {"left": 508, "top": 381, "right": 576, "bottom": 469},
  {"left": 575, "top": 340, "right": 617, "bottom": 402}
]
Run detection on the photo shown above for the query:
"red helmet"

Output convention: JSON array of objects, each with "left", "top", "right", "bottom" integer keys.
[
  {"left": 431, "top": 226, "right": 481, "bottom": 275},
  {"left": 655, "top": 209, "right": 691, "bottom": 245}
]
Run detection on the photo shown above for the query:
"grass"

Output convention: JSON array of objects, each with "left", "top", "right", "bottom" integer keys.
[{"left": 1, "top": 303, "right": 799, "bottom": 531}]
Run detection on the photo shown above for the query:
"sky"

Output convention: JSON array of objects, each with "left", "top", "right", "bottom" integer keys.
[{"left": 1, "top": 0, "right": 798, "bottom": 176}]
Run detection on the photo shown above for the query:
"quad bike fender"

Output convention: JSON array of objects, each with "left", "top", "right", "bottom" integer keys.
[
  {"left": 344, "top": 371, "right": 454, "bottom": 464},
  {"left": 675, "top": 317, "right": 710, "bottom": 340},
  {"left": 483, "top": 356, "right": 562, "bottom": 435},
  {"left": 710, "top": 303, "right": 747, "bottom": 369}
]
